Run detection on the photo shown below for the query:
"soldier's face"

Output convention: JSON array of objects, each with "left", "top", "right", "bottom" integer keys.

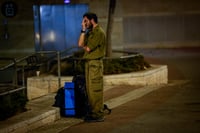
[{"left": 84, "top": 17, "right": 93, "bottom": 29}]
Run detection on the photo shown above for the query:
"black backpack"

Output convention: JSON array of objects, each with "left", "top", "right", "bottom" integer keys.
[{"left": 72, "top": 75, "right": 88, "bottom": 117}]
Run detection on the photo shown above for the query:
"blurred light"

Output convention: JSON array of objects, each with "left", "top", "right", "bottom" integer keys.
[
  {"left": 35, "top": 33, "right": 40, "bottom": 40},
  {"left": 43, "top": 31, "right": 56, "bottom": 43},
  {"left": 64, "top": 0, "right": 70, "bottom": 4},
  {"left": 49, "top": 31, "right": 55, "bottom": 41}
]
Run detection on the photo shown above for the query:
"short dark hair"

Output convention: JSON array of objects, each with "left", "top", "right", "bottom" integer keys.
[{"left": 83, "top": 12, "right": 98, "bottom": 23}]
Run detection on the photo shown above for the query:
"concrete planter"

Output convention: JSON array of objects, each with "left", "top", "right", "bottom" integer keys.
[
  {"left": 27, "top": 64, "right": 168, "bottom": 100},
  {"left": 104, "top": 64, "right": 168, "bottom": 86}
]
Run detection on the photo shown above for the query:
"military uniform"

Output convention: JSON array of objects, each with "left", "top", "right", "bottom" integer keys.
[{"left": 83, "top": 25, "right": 106, "bottom": 119}]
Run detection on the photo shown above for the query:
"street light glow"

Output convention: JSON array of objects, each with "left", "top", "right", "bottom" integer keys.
[{"left": 64, "top": 0, "right": 70, "bottom": 4}]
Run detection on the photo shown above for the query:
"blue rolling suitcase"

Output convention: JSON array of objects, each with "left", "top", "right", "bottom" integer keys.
[{"left": 63, "top": 82, "right": 75, "bottom": 116}]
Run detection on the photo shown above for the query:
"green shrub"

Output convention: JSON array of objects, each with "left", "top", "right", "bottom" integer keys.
[
  {"left": 49, "top": 50, "right": 151, "bottom": 76},
  {"left": 103, "top": 54, "right": 151, "bottom": 75}
]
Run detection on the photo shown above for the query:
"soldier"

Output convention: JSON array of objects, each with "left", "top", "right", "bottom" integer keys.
[{"left": 78, "top": 12, "right": 106, "bottom": 122}]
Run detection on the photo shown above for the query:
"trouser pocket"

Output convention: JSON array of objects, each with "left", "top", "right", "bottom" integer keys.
[{"left": 89, "top": 60, "right": 103, "bottom": 92}]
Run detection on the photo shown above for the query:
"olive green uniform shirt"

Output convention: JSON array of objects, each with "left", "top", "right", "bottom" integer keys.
[{"left": 83, "top": 25, "right": 106, "bottom": 59}]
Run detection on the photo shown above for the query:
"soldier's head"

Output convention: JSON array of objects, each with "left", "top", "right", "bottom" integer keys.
[{"left": 83, "top": 12, "right": 98, "bottom": 29}]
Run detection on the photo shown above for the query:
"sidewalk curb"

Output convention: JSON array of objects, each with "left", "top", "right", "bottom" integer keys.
[{"left": 105, "top": 85, "right": 164, "bottom": 109}]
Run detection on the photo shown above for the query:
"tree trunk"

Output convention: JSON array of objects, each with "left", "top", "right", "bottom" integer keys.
[{"left": 106, "top": 0, "right": 116, "bottom": 57}]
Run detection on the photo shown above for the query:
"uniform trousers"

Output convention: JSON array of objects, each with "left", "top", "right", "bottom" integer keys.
[{"left": 85, "top": 59, "right": 104, "bottom": 118}]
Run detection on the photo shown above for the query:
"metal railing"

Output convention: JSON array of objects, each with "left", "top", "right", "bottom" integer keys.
[{"left": 0, "top": 51, "right": 62, "bottom": 96}]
